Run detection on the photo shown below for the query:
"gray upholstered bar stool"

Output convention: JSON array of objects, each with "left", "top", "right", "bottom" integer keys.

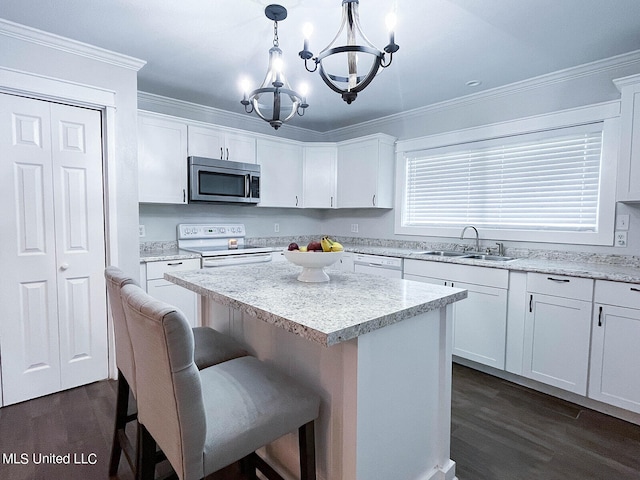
[
  {"left": 105, "top": 266, "right": 248, "bottom": 477},
  {"left": 120, "top": 282, "right": 320, "bottom": 480}
]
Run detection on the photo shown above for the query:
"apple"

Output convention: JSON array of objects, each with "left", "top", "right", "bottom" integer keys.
[
  {"left": 307, "top": 241, "right": 322, "bottom": 251},
  {"left": 288, "top": 242, "right": 299, "bottom": 251}
]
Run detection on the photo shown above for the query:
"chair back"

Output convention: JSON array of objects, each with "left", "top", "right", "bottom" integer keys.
[
  {"left": 121, "top": 283, "right": 207, "bottom": 480},
  {"left": 104, "top": 266, "right": 138, "bottom": 393}
]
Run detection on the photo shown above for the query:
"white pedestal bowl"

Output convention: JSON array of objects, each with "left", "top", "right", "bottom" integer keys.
[{"left": 283, "top": 250, "right": 344, "bottom": 282}]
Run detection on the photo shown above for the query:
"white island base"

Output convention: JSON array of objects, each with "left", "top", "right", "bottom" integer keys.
[{"left": 206, "top": 300, "right": 457, "bottom": 480}]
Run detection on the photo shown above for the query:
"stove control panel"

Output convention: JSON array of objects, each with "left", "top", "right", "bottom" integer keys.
[{"left": 178, "top": 224, "right": 246, "bottom": 239}]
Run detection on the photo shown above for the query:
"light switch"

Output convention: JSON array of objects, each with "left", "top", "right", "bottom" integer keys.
[{"left": 615, "top": 214, "right": 630, "bottom": 231}]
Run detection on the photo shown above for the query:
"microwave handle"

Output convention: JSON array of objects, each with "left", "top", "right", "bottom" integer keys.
[{"left": 245, "top": 174, "right": 250, "bottom": 198}]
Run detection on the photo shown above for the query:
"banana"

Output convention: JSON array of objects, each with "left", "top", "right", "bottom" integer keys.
[
  {"left": 330, "top": 241, "right": 344, "bottom": 252},
  {"left": 321, "top": 236, "right": 333, "bottom": 252}
]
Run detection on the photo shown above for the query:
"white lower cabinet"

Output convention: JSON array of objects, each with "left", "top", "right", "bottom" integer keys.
[
  {"left": 523, "top": 273, "right": 593, "bottom": 395},
  {"left": 404, "top": 260, "right": 508, "bottom": 369},
  {"left": 142, "top": 259, "right": 201, "bottom": 327},
  {"left": 588, "top": 280, "right": 640, "bottom": 414}
]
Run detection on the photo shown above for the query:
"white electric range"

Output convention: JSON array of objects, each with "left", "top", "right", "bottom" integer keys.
[{"left": 177, "top": 224, "right": 274, "bottom": 267}]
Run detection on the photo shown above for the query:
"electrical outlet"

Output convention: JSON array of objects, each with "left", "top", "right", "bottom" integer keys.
[
  {"left": 615, "top": 231, "right": 627, "bottom": 247},
  {"left": 274, "top": 223, "right": 280, "bottom": 233},
  {"left": 351, "top": 223, "right": 359, "bottom": 233},
  {"left": 616, "top": 214, "right": 630, "bottom": 231},
  {"left": 139, "top": 225, "right": 146, "bottom": 237}
]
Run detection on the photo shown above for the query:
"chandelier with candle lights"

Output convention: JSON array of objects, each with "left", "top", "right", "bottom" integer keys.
[{"left": 298, "top": 0, "right": 399, "bottom": 104}]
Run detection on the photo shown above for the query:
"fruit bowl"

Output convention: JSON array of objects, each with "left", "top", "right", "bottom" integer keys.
[{"left": 283, "top": 250, "right": 344, "bottom": 282}]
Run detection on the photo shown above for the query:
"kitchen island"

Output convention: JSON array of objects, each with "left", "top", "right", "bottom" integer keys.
[{"left": 166, "top": 262, "right": 467, "bottom": 480}]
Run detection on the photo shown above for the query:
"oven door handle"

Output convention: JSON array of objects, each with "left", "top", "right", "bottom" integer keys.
[{"left": 202, "top": 253, "right": 272, "bottom": 268}]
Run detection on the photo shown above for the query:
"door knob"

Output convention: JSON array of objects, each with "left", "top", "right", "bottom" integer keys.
[{"left": 60, "top": 263, "right": 69, "bottom": 270}]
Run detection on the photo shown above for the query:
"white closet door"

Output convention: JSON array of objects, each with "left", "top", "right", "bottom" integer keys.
[
  {"left": 0, "top": 95, "right": 61, "bottom": 404},
  {"left": 0, "top": 94, "right": 107, "bottom": 405},
  {"left": 51, "top": 103, "right": 107, "bottom": 390}
]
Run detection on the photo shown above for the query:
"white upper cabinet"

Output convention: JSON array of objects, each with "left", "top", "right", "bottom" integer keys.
[
  {"left": 257, "top": 138, "right": 303, "bottom": 208},
  {"left": 303, "top": 144, "right": 337, "bottom": 208},
  {"left": 138, "top": 112, "right": 188, "bottom": 204},
  {"left": 614, "top": 74, "right": 640, "bottom": 202},
  {"left": 188, "top": 124, "right": 256, "bottom": 164},
  {"left": 336, "top": 134, "right": 395, "bottom": 208}
]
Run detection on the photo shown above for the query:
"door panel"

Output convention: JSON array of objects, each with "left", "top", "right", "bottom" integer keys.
[
  {"left": 51, "top": 104, "right": 107, "bottom": 390},
  {"left": 0, "top": 95, "right": 61, "bottom": 404}
]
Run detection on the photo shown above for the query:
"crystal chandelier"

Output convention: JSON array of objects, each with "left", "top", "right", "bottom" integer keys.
[
  {"left": 298, "top": 0, "right": 399, "bottom": 104},
  {"left": 241, "top": 4, "right": 309, "bottom": 130}
]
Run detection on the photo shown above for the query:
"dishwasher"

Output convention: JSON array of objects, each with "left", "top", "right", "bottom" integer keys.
[{"left": 353, "top": 253, "right": 403, "bottom": 278}]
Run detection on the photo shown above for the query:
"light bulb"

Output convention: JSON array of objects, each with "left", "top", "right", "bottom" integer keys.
[
  {"left": 299, "top": 83, "right": 309, "bottom": 97},
  {"left": 239, "top": 77, "right": 251, "bottom": 94},
  {"left": 302, "top": 22, "right": 313, "bottom": 39},
  {"left": 385, "top": 12, "right": 397, "bottom": 31},
  {"left": 272, "top": 57, "right": 283, "bottom": 73}
]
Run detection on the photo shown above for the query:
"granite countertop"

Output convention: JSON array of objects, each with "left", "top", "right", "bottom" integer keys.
[
  {"left": 165, "top": 262, "right": 467, "bottom": 347},
  {"left": 140, "top": 241, "right": 640, "bottom": 284},
  {"left": 342, "top": 246, "right": 640, "bottom": 284},
  {"left": 140, "top": 247, "right": 204, "bottom": 262}
]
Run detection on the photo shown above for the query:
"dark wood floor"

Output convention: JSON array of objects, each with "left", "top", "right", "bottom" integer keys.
[{"left": 0, "top": 364, "right": 638, "bottom": 479}]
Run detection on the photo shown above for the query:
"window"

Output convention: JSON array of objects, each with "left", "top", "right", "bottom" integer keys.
[{"left": 396, "top": 113, "right": 619, "bottom": 245}]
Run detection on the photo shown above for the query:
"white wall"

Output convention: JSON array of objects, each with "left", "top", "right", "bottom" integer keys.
[{"left": 0, "top": 20, "right": 143, "bottom": 276}]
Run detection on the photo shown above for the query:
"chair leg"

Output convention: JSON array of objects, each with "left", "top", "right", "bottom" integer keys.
[
  {"left": 299, "top": 421, "right": 316, "bottom": 480},
  {"left": 137, "top": 423, "right": 157, "bottom": 480},
  {"left": 109, "top": 372, "right": 131, "bottom": 476}
]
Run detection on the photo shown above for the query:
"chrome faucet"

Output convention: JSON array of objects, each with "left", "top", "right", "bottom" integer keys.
[{"left": 460, "top": 225, "right": 480, "bottom": 253}]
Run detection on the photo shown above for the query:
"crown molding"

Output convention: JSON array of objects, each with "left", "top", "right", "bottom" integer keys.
[
  {"left": 327, "top": 49, "right": 640, "bottom": 138},
  {"left": 137, "top": 91, "right": 322, "bottom": 140},
  {"left": 0, "top": 18, "right": 146, "bottom": 71},
  {"left": 613, "top": 73, "right": 640, "bottom": 91}
]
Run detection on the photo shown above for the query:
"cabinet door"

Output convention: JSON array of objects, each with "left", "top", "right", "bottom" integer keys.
[
  {"left": 303, "top": 145, "right": 337, "bottom": 208},
  {"left": 257, "top": 139, "right": 303, "bottom": 207},
  {"left": 337, "top": 140, "right": 379, "bottom": 207},
  {"left": 452, "top": 282, "right": 507, "bottom": 370},
  {"left": 404, "top": 273, "right": 507, "bottom": 369},
  {"left": 225, "top": 131, "right": 256, "bottom": 164},
  {"left": 147, "top": 280, "right": 198, "bottom": 328},
  {"left": 138, "top": 113, "right": 188, "bottom": 203},
  {"left": 589, "top": 304, "right": 640, "bottom": 413},
  {"left": 616, "top": 77, "right": 640, "bottom": 202},
  {"left": 523, "top": 293, "right": 592, "bottom": 394},
  {"left": 188, "top": 124, "right": 225, "bottom": 159}
]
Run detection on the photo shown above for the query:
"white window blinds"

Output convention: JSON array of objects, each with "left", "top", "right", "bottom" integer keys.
[{"left": 403, "top": 123, "right": 604, "bottom": 232}]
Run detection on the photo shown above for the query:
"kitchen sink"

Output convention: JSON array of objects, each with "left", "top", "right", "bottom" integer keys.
[
  {"left": 417, "top": 250, "right": 469, "bottom": 257},
  {"left": 464, "top": 254, "right": 517, "bottom": 262},
  {"left": 416, "top": 251, "right": 517, "bottom": 262}
]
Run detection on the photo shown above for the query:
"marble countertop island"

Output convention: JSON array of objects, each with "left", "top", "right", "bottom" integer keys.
[
  {"left": 165, "top": 262, "right": 466, "bottom": 346},
  {"left": 166, "top": 261, "right": 466, "bottom": 480}
]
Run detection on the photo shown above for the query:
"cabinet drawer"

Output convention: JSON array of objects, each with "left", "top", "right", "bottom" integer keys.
[
  {"left": 595, "top": 280, "right": 640, "bottom": 309},
  {"left": 526, "top": 272, "right": 593, "bottom": 301},
  {"left": 146, "top": 258, "right": 201, "bottom": 280}
]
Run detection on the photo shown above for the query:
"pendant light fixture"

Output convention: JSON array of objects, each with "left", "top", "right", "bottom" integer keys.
[
  {"left": 241, "top": 4, "right": 309, "bottom": 130},
  {"left": 298, "top": 0, "right": 399, "bottom": 104}
]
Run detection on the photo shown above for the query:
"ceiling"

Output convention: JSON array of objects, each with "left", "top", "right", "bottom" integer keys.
[{"left": 2, "top": 0, "right": 640, "bottom": 132}]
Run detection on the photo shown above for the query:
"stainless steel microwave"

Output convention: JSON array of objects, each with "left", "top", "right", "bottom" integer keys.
[{"left": 188, "top": 156, "right": 260, "bottom": 204}]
